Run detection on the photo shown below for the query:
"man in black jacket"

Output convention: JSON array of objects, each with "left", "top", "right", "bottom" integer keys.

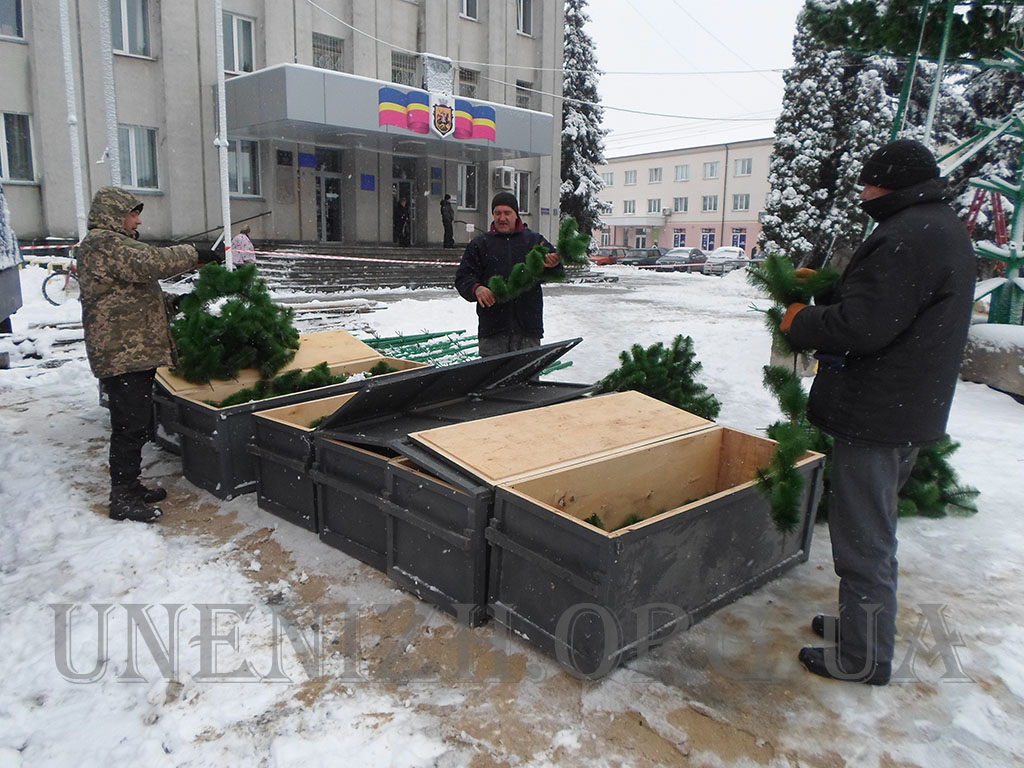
[
  {"left": 781, "top": 139, "right": 975, "bottom": 685},
  {"left": 455, "top": 192, "right": 560, "bottom": 356}
]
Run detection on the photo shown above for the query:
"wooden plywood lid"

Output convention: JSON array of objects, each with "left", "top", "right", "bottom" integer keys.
[
  {"left": 407, "top": 391, "right": 713, "bottom": 486},
  {"left": 156, "top": 328, "right": 381, "bottom": 394}
]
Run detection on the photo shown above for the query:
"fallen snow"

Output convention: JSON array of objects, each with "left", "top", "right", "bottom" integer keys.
[{"left": 1, "top": 264, "right": 1022, "bottom": 767}]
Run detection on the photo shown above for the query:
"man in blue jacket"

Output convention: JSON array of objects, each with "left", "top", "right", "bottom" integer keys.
[
  {"left": 781, "top": 139, "right": 975, "bottom": 685},
  {"left": 455, "top": 192, "right": 560, "bottom": 356}
]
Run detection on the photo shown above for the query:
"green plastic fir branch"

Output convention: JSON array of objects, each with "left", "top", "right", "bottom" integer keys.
[
  {"left": 597, "top": 335, "right": 722, "bottom": 420},
  {"left": 747, "top": 253, "right": 839, "bottom": 355},
  {"left": 172, "top": 263, "right": 300, "bottom": 383},
  {"left": 209, "top": 362, "right": 349, "bottom": 408},
  {"left": 486, "top": 217, "right": 591, "bottom": 303},
  {"left": 898, "top": 435, "right": 980, "bottom": 518}
]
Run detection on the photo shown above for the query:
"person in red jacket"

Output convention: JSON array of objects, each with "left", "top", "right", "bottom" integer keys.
[{"left": 781, "top": 140, "right": 975, "bottom": 685}]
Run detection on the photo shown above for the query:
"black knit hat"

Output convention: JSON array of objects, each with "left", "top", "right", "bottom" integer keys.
[
  {"left": 491, "top": 191, "right": 520, "bottom": 215},
  {"left": 858, "top": 139, "right": 940, "bottom": 190}
]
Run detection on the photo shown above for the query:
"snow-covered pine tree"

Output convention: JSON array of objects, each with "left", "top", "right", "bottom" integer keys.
[
  {"left": 560, "top": 0, "right": 608, "bottom": 239},
  {"left": 759, "top": 7, "right": 846, "bottom": 267}
]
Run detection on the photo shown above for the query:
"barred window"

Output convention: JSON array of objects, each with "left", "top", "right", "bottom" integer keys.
[
  {"left": 392, "top": 52, "right": 418, "bottom": 87},
  {"left": 459, "top": 68, "right": 479, "bottom": 98},
  {"left": 516, "top": 80, "right": 533, "bottom": 110},
  {"left": 312, "top": 32, "right": 343, "bottom": 72}
]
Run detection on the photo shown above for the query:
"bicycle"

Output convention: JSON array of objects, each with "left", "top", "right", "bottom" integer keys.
[{"left": 42, "top": 252, "right": 80, "bottom": 306}]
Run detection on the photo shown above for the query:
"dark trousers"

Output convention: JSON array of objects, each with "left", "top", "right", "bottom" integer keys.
[
  {"left": 443, "top": 220, "right": 455, "bottom": 248},
  {"left": 829, "top": 437, "right": 919, "bottom": 664},
  {"left": 478, "top": 332, "right": 541, "bottom": 358},
  {"left": 102, "top": 369, "right": 156, "bottom": 488}
]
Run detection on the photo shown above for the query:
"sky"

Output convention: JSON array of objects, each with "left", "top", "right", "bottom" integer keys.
[
  {"left": 585, "top": 0, "right": 809, "bottom": 157},
  {"left": 2, "top": 263, "right": 1023, "bottom": 766}
]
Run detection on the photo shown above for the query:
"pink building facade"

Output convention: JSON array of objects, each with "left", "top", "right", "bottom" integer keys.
[{"left": 595, "top": 137, "right": 773, "bottom": 254}]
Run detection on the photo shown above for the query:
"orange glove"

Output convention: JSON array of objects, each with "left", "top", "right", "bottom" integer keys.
[
  {"left": 794, "top": 268, "right": 816, "bottom": 281},
  {"left": 780, "top": 302, "right": 807, "bottom": 333}
]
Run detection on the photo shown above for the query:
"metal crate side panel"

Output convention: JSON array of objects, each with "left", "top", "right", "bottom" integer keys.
[
  {"left": 383, "top": 461, "right": 493, "bottom": 626},
  {"left": 312, "top": 438, "right": 392, "bottom": 571},
  {"left": 251, "top": 419, "right": 317, "bottom": 532}
]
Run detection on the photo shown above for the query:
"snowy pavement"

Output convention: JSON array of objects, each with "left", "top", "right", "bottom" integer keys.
[{"left": 1, "top": 264, "right": 1022, "bottom": 767}]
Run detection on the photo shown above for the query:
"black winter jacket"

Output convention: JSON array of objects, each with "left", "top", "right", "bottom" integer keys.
[
  {"left": 454, "top": 223, "right": 555, "bottom": 339},
  {"left": 787, "top": 178, "right": 975, "bottom": 446}
]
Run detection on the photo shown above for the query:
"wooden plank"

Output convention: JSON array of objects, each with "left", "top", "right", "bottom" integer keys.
[
  {"left": 506, "top": 429, "right": 724, "bottom": 532},
  {"left": 256, "top": 392, "right": 359, "bottom": 430},
  {"left": 407, "top": 391, "right": 712, "bottom": 486}
]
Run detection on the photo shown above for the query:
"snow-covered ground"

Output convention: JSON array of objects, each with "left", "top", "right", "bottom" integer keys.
[{"left": 1, "top": 264, "right": 1022, "bottom": 767}]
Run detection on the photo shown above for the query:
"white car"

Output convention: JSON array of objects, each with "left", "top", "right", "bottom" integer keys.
[{"left": 702, "top": 246, "right": 749, "bottom": 275}]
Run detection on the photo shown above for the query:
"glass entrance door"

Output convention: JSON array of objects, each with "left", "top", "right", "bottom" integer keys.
[{"left": 316, "top": 174, "right": 343, "bottom": 242}]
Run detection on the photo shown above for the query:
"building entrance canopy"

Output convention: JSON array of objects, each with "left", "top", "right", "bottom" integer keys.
[{"left": 226, "top": 64, "right": 553, "bottom": 162}]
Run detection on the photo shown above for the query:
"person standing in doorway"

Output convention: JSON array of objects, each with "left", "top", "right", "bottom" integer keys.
[
  {"left": 455, "top": 192, "right": 559, "bottom": 356},
  {"left": 441, "top": 194, "right": 456, "bottom": 248},
  {"left": 396, "top": 198, "right": 411, "bottom": 247},
  {"left": 781, "top": 140, "right": 975, "bottom": 685}
]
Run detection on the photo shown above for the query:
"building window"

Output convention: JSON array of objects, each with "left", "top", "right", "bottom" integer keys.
[
  {"left": 110, "top": 0, "right": 150, "bottom": 56},
  {"left": 634, "top": 229, "right": 647, "bottom": 248},
  {"left": 624, "top": 170, "right": 637, "bottom": 185},
  {"left": 703, "top": 161, "right": 720, "bottom": 179},
  {"left": 702, "top": 195, "right": 718, "bottom": 212},
  {"left": 600, "top": 229, "right": 610, "bottom": 246},
  {"left": 674, "top": 164, "right": 689, "bottom": 182},
  {"left": 513, "top": 171, "right": 531, "bottom": 213},
  {"left": 461, "top": 0, "right": 478, "bottom": 20},
  {"left": 392, "top": 52, "right": 419, "bottom": 87},
  {"left": 458, "top": 164, "right": 478, "bottom": 210},
  {"left": 458, "top": 68, "right": 479, "bottom": 98},
  {"left": 1, "top": 113, "right": 33, "bottom": 181},
  {"left": 673, "top": 228, "right": 685, "bottom": 247},
  {"left": 223, "top": 12, "right": 254, "bottom": 73},
  {"left": 312, "top": 32, "right": 343, "bottom": 71},
  {"left": 649, "top": 167, "right": 662, "bottom": 183},
  {"left": 601, "top": 172, "right": 613, "bottom": 187},
  {"left": 118, "top": 124, "right": 158, "bottom": 189},
  {"left": 735, "top": 157, "right": 752, "bottom": 176},
  {"left": 647, "top": 198, "right": 662, "bottom": 214},
  {"left": 623, "top": 200, "right": 635, "bottom": 214},
  {"left": 228, "top": 139, "right": 260, "bottom": 196},
  {"left": 517, "top": 0, "right": 532, "bottom": 35},
  {"left": 733, "top": 193, "right": 750, "bottom": 211},
  {"left": 732, "top": 227, "right": 747, "bottom": 250},
  {"left": 673, "top": 196, "right": 688, "bottom": 213},
  {"left": 701, "top": 228, "right": 716, "bottom": 251},
  {"left": 0, "top": 0, "right": 23, "bottom": 38},
  {"left": 516, "top": 80, "right": 533, "bottom": 110}
]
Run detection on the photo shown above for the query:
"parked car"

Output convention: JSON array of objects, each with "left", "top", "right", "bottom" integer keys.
[
  {"left": 620, "top": 247, "right": 666, "bottom": 267},
  {"left": 591, "top": 246, "right": 628, "bottom": 266},
  {"left": 654, "top": 247, "right": 707, "bottom": 273},
  {"left": 702, "top": 246, "right": 750, "bottom": 275}
]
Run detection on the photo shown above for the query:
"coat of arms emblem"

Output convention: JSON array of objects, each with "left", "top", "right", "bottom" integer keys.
[{"left": 432, "top": 102, "right": 454, "bottom": 137}]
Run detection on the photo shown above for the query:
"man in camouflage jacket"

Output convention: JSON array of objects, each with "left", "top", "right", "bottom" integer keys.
[{"left": 78, "top": 186, "right": 200, "bottom": 523}]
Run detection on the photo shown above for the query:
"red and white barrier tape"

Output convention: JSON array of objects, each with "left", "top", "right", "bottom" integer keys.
[
  {"left": 243, "top": 249, "right": 460, "bottom": 267},
  {"left": 21, "top": 243, "right": 75, "bottom": 251}
]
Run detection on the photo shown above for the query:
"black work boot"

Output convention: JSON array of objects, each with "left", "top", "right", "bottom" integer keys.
[
  {"left": 811, "top": 614, "right": 839, "bottom": 641},
  {"left": 109, "top": 485, "right": 163, "bottom": 523},
  {"left": 126, "top": 480, "right": 168, "bottom": 504},
  {"left": 798, "top": 646, "right": 891, "bottom": 686}
]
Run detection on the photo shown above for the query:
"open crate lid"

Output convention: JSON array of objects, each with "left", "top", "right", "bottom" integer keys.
[
  {"left": 402, "top": 390, "right": 714, "bottom": 487},
  {"left": 314, "top": 338, "right": 587, "bottom": 443},
  {"left": 156, "top": 328, "right": 383, "bottom": 395}
]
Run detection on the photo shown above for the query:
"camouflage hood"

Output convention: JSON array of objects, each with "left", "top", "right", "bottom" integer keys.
[{"left": 87, "top": 186, "right": 143, "bottom": 235}]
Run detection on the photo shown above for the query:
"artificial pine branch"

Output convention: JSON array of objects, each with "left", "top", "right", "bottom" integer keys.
[
  {"left": 210, "top": 362, "right": 349, "bottom": 408},
  {"left": 597, "top": 334, "right": 721, "bottom": 419},
  {"left": 173, "top": 263, "right": 300, "bottom": 383},
  {"left": 486, "top": 217, "right": 591, "bottom": 302}
]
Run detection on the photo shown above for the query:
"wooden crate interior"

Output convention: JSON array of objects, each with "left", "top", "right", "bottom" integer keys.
[
  {"left": 155, "top": 328, "right": 388, "bottom": 396},
  {"left": 256, "top": 392, "right": 359, "bottom": 430},
  {"left": 505, "top": 426, "right": 782, "bottom": 532},
  {"left": 180, "top": 356, "right": 425, "bottom": 410}
]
